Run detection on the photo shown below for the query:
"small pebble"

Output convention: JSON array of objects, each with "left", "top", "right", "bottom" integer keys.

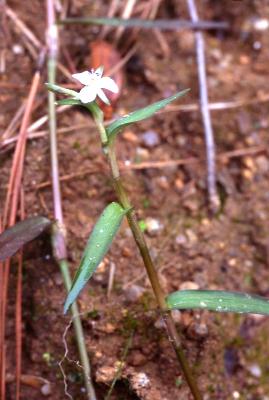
[
  {"left": 156, "top": 176, "right": 169, "bottom": 190},
  {"left": 176, "top": 135, "right": 187, "bottom": 146},
  {"left": 145, "top": 217, "right": 163, "bottom": 236},
  {"left": 41, "top": 383, "right": 52, "bottom": 396},
  {"left": 96, "top": 366, "right": 115, "bottom": 383},
  {"left": 242, "top": 169, "right": 253, "bottom": 180},
  {"left": 131, "top": 372, "right": 150, "bottom": 389},
  {"left": 175, "top": 178, "right": 184, "bottom": 191},
  {"left": 154, "top": 317, "right": 166, "bottom": 329},
  {"left": 12, "top": 44, "right": 24, "bottom": 55},
  {"left": 253, "top": 18, "right": 269, "bottom": 31},
  {"left": 239, "top": 55, "right": 250, "bottom": 65},
  {"left": 141, "top": 130, "right": 160, "bottom": 148},
  {"left": 185, "top": 229, "right": 198, "bottom": 244},
  {"left": 122, "top": 246, "right": 132, "bottom": 257},
  {"left": 256, "top": 155, "right": 269, "bottom": 173},
  {"left": 129, "top": 351, "right": 147, "bottom": 366},
  {"left": 175, "top": 234, "right": 187, "bottom": 246},
  {"left": 124, "top": 285, "right": 145, "bottom": 302},
  {"left": 248, "top": 363, "right": 262, "bottom": 378},
  {"left": 136, "top": 147, "right": 150, "bottom": 160},
  {"left": 171, "top": 309, "right": 182, "bottom": 324},
  {"left": 232, "top": 391, "right": 240, "bottom": 399},
  {"left": 228, "top": 258, "right": 237, "bottom": 267},
  {"left": 123, "top": 130, "right": 139, "bottom": 143},
  {"left": 54, "top": 272, "right": 62, "bottom": 286},
  {"left": 101, "top": 323, "right": 116, "bottom": 334},
  {"left": 180, "top": 281, "right": 199, "bottom": 290},
  {"left": 187, "top": 322, "right": 208, "bottom": 339}
]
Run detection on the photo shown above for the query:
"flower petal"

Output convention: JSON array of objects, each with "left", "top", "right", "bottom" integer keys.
[
  {"left": 78, "top": 86, "right": 98, "bottom": 103},
  {"left": 97, "top": 88, "right": 110, "bottom": 105},
  {"left": 72, "top": 71, "right": 92, "bottom": 86},
  {"left": 99, "top": 77, "right": 119, "bottom": 93},
  {"left": 95, "top": 66, "right": 104, "bottom": 77}
]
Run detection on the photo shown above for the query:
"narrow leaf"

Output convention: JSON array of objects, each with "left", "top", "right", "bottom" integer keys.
[
  {"left": 106, "top": 89, "right": 189, "bottom": 140},
  {"left": 64, "top": 202, "right": 126, "bottom": 313},
  {"left": 166, "top": 290, "right": 269, "bottom": 315},
  {"left": 45, "top": 82, "right": 78, "bottom": 97},
  {"left": 0, "top": 217, "right": 51, "bottom": 261},
  {"left": 56, "top": 98, "right": 81, "bottom": 106},
  {"left": 59, "top": 17, "right": 229, "bottom": 31}
]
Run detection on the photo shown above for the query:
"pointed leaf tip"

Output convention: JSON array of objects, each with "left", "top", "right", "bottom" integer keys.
[
  {"left": 64, "top": 202, "right": 127, "bottom": 313},
  {"left": 106, "top": 89, "right": 190, "bottom": 140},
  {"left": 166, "top": 290, "right": 269, "bottom": 315}
]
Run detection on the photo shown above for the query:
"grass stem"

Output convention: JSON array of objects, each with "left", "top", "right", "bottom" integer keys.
[{"left": 46, "top": 1, "right": 96, "bottom": 398}]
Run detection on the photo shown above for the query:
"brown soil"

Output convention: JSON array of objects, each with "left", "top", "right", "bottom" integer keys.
[{"left": 2, "top": 1, "right": 269, "bottom": 399}]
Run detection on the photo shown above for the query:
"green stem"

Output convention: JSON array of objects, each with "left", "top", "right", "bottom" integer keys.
[
  {"left": 93, "top": 110, "right": 202, "bottom": 400},
  {"left": 112, "top": 178, "right": 202, "bottom": 400}
]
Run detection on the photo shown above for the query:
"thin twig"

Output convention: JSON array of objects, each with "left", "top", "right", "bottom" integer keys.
[
  {"left": 6, "top": 7, "right": 42, "bottom": 49},
  {"left": 28, "top": 105, "right": 70, "bottom": 133},
  {"left": 164, "top": 94, "right": 269, "bottom": 113},
  {"left": 187, "top": 0, "right": 219, "bottom": 212},
  {"left": 0, "top": 0, "right": 11, "bottom": 74},
  {"left": 107, "top": 262, "right": 116, "bottom": 299},
  {"left": 0, "top": 50, "right": 42, "bottom": 400},
  {"left": 0, "top": 122, "right": 95, "bottom": 150},
  {"left": 105, "top": 330, "right": 134, "bottom": 400},
  {"left": 115, "top": 0, "right": 137, "bottom": 42},
  {"left": 2, "top": 103, "right": 26, "bottom": 141},
  {"left": 3, "top": 71, "right": 41, "bottom": 226},
  {"left": 15, "top": 189, "right": 25, "bottom": 400},
  {"left": 100, "top": 0, "right": 121, "bottom": 39},
  {"left": 30, "top": 145, "right": 265, "bottom": 190},
  {"left": 1, "top": 96, "right": 44, "bottom": 141}
]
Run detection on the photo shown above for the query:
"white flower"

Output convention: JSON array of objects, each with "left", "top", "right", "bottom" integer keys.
[{"left": 72, "top": 66, "right": 119, "bottom": 105}]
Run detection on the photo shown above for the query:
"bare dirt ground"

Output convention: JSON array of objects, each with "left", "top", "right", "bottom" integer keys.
[{"left": 1, "top": 1, "right": 269, "bottom": 399}]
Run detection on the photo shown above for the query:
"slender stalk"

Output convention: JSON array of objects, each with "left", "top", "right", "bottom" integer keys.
[
  {"left": 186, "top": 0, "right": 219, "bottom": 212},
  {"left": 92, "top": 112, "right": 202, "bottom": 400},
  {"left": 46, "top": 1, "right": 96, "bottom": 399},
  {"left": 111, "top": 177, "right": 202, "bottom": 400},
  {"left": 105, "top": 330, "right": 134, "bottom": 400}
]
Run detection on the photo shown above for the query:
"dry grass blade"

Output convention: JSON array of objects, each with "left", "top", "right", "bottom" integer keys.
[
  {"left": 2, "top": 103, "right": 26, "bottom": 141},
  {"left": 15, "top": 189, "right": 25, "bottom": 400},
  {"left": 3, "top": 72, "right": 41, "bottom": 227},
  {"left": 187, "top": 0, "right": 219, "bottom": 212},
  {"left": 100, "top": 0, "right": 121, "bottom": 39},
  {"left": 0, "top": 63, "right": 41, "bottom": 400},
  {"left": 6, "top": 7, "right": 42, "bottom": 49},
  {"left": 115, "top": 0, "right": 137, "bottom": 41}
]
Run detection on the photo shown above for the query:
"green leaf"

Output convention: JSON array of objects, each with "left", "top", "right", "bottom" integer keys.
[
  {"left": 56, "top": 98, "right": 81, "bottom": 106},
  {"left": 59, "top": 17, "right": 228, "bottom": 31},
  {"left": 166, "top": 290, "right": 269, "bottom": 315},
  {"left": 64, "top": 202, "right": 127, "bottom": 313},
  {"left": 45, "top": 83, "right": 78, "bottom": 97},
  {"left": 0, "top": 216, "right": 51, "bottom": 261},
  {"left": 106, "top": 89, "right": 189, "bottom": 140}
]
